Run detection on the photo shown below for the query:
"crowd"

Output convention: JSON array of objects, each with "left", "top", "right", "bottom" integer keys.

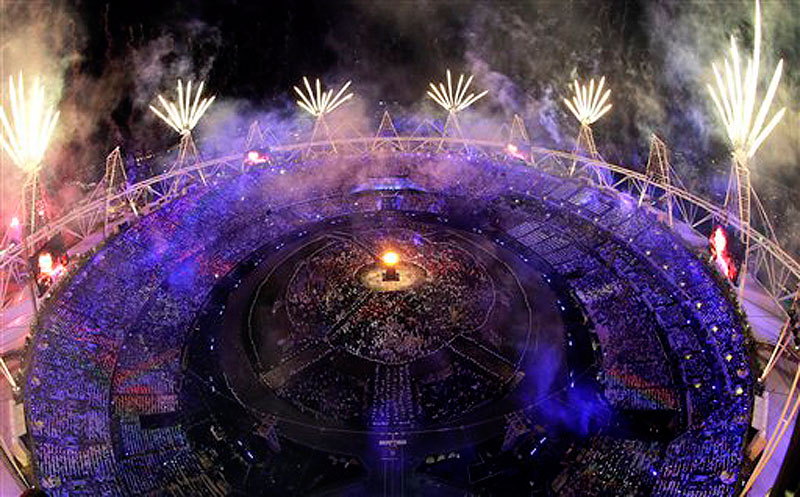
[
  {"left": 276, "top": 230, "right": 500, "bottom": 425},
  {"left": 555, "top": 436, "right": 663, "bottom": 496},
  {"left": 21, "top": 150, "right": 752, "bottom": 496},
  {"left": 276, "top": 361, "right": 366, "bottom": 424},
  {"left": 286, "top": 234, "right": 493, "bottom": 364},
  {"left": 417, "top": 359, "right": 498, "bottom": 424},
  {"left": 493, "top": 170, "right": 752, "bottom": 495},
  {"left": 23, "top": 166, "right": 364, "bottom": 495},
  {"left": 369, "top": 364, "right": 417, "bottom": 426}
]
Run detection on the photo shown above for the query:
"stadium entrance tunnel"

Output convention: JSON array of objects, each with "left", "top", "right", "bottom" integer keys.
[{"left": 24, "top": 152, "right": 752, "bottom": 496}]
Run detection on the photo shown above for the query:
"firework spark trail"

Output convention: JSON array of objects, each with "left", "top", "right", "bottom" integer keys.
[
  {"left": 563, "top": 76, "right": 612, "bottom": 126},
  {"left": 149, "top": 79, "right": 216, "bottom": 134},
  {"left": 707, "top": 0, "right": 784, "bottom": 159},
  {"left": 293, "top": 77, "right": 353, "bottom": 117},
  {"left": 0, "top": 73, "right": 60, "bottom": 174},
  {"left": 427, "top": 70, "right": 488, "bottom": 113}
]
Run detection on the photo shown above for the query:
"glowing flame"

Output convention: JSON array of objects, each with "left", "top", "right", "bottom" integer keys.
[
  {"left": 10, "top": 217, "right": 20, "bottom": 228},
  {"left": 381, "top": 251, "right": 399, "bottom": 266},
  {"left": 244, "top": 150, "right": 269, "bottom": 165},
  {"left": 707, "top": 0, "right": 785, "bottom": 160},
  {"left": 37, "top": 251, "right": 66, "bottom": 286},
  {"left": 563, "top": 76, "right": 612, "bottom": 126},
  {"left": 0, "top": 73, "right": 60, "bottom": 174},
  {"left": 427, "top": 69, "right": 488, "bottom": 113},
  {"left": 293, "top": 77, "right": 353, "bottom": 117},
  {"left": 38, "top": 252, "right": 54, "bottom": 275},
  {"left": 710, "top": 226, "right": 737, "bottom": 280},
  {"left": 149, "top": 79, "right": 216, "bottom": 134},
  {"left": 506, "top": 143, "right": 526, "bottom": 161}
]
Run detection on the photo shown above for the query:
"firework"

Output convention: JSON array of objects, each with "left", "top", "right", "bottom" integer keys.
[
  {"left": 563, "top": 77, "right": 612, "bottom": 126},
  {"left": 427, "top": 70, "right": 488, "bottom": 113},
  {"left": 293, "top": 77, "right": 353, "bottom": 117},
  {"left": 707, "top": 0, "right": 785, "bottom": 159},
  {"left": 149, "top": 79, "right": 216, "bottom": 134},
  {"left": 0, "top": 73, "right": 60, "bottom": 174}
]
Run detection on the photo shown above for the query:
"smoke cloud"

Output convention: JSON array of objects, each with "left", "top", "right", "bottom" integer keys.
[
  {"left": 340, "top": 0, "right": 799, "bottom": 250},
  {"left": 0, "top": 0, "right": 797, "bottom": 250}
]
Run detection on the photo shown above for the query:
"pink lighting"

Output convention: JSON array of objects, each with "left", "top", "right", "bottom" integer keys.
[{"left": 710, "top": 226, "right": 737, "bottom": 281}]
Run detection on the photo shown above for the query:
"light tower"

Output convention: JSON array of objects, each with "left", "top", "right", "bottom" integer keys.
[
  {"left": 563, "top": 76, "right": 612, "bottom": 177},
  {"left": 506, "top": 114, "right": 530, "bottom": 146},
  {"left": 293, "top": 77, "right": 353, "bottom": 154},
  {"left": 706, "top": 0, "right": 785, "bottom": 299},
  {"left": 426, "top": 69, "right": 488, "bottom": 151},
  {"left": 149, "top": 79, "right": 216, "bottom": 180},
  {"left": 99, "top": 147, "right": 130, "bottom": 236}
]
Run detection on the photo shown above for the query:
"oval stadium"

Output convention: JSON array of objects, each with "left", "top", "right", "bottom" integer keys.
[
  {"left": 15, "top": 139, "right": 773, "bottom": 496},
  {"left": 1, "top": 2, "right": 799, "bottom": 496}
]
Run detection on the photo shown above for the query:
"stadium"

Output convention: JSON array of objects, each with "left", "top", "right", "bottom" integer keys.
[{"left": 1, "top": 2, "right": 799, "bottom": 497}]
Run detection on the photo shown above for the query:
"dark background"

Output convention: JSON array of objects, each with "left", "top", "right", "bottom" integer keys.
[{"left": 1, "top": 0, "right": 798, "bottom": 247}]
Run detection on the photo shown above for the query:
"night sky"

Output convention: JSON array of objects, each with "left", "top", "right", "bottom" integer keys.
[
  {"left": 70, "top": 1, "right": 652, "bottom": 129},
  {"left": 73, "top": 1, "right": 640, "bottom": 102},
  {"left": 1, "top": 0, "right": 798, "bottom": 248}
]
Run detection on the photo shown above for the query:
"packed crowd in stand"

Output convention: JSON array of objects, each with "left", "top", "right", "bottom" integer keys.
[
  {"left": 491, "top": 167, "right": 753, "bottom": 495},
  {"left": 22, "top": 150, "right": 753, "bottom": 496}
]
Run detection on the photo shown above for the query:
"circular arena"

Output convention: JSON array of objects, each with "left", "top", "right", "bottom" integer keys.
[{"left": 21, "top": 144, "right": 759, "bottom": 496}]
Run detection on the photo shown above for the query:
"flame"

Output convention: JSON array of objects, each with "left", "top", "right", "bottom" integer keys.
[
  {"left": 38, "top": 252, "right": 54, "bottom": 275},
  {"left": 381, "top": 251, "right": 399, "bottom": 266},
  {"left": 10, "top": 217, "right": 20, "bottom": 228},
  {"left": 710, "top": 226, "right": 737, "bottom": 280},
  {"left": 244, "top": 150, "right": 268, "bottom": 165},
  {"left": 37, "top": 251, "right": 66, "bottom": 281},
  {"left": 506, "top": 143, "right": 526, "bottom": 160}
]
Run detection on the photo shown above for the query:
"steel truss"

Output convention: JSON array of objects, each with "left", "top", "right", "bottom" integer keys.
[
  {"left": 0, "top": 115, "right": 796, "bottom": 313},
  {"left": 0, "top": 114, "right": 797, "bottom": 312}
]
